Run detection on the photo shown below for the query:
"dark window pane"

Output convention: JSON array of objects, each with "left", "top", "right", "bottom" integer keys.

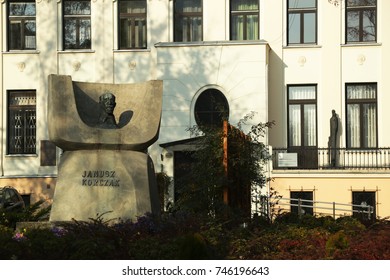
[
  {"left": 231, "top": 0, "right": 259, "bottom": 11},
  {"left": 174, "top": 0, "right": 202, "bottom": 42},
  {"left": 119, "top": 0, "right": 147, "bottom": 49},
  {"left": 288, "top": 14, "right": 301, "bottom": 44},
  {"left": 230, "top": 0, "right": 259, "bottom": 40},
  {"left": 9, "top": 22, "right": 22, "bottom": 49},
  {"left": 120, "top": 0, "right": 146, "bottom": 13},
  {"left": 287, "top": 1, "right": 316, "bottom": 45},
  {"left": 290, "top": 191, "right": 313, "bottom": 216},
  {"left": 363, "top": 10, "right": 376, "bottom": 41},
  {"left": 194, "top": 89, "right": 229, "bottom": 127},
  {"left": 64, "top": 1, "right": 91, "bottom": 15},
  {"left": 303, "top": 13, "right": 315, "bottom": 43},
  {"left": 346, "top": 0, "right": 376, "bottom": 43},
  {"left": 8, "top": 1, "right": 36, "bottom": 50},
  {"left": 347, "top": 0, "right": 376, "bottom": 7},
  {"left": 346, "top": 11, "right": 360, "bottom": 42},
  {"left": 288, "top": 0, "right": 316, "bottom": 8},
  {"left": 9, "top": 3, "right": 36, "bottom": 16},
  {"left": 346, "top": 84, "right": 377, "bottom": 149},
  {"left": 175, "top": 0, "right": 202, "bottom": 13}
]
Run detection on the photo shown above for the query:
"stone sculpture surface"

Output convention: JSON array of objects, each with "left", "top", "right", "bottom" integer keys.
[{"left": 48, "top": 74, "right": 163, "bottom": 222}]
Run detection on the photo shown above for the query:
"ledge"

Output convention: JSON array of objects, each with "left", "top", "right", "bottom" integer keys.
[
  {"left": 283, "top": 44, "right": 322, "bottom": 49},
  {"left": 2, "top": 50, "right": 40, "bottom": 55},
  {"left": 155, "top": 40, "right": 268, "bottom": 48},
  {"left": 341, "top": 42, "right": 382, "bottom": 48},
  {"left": 57, "top": 50, "right": 96, "bottom": 54}
]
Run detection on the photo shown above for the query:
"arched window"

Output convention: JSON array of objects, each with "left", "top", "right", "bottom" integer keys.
[{"left": 194, "top": 89, "right": 229, "bottom": 127}]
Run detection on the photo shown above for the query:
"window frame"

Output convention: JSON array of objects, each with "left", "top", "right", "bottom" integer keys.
[
  {"left": 345, "top": 0, "right": 377, "bottom": 43},
  {"left": 287, "top": 0, "right": 317, "bottom": 45},
  {"left": 7, "top": 0, "right": 37, "bottom": 51},
  {"left": 194, "top": 88, "right": 229, "bottom": 128},
  {"left": 230, "top": 0, "right": 260, "bottom": 41},
  {"left": 7, "top": 90, "right": 37, "bottom": 155},
  {"left": 62, "top": 0, "right": 92, "bottom": 50},
  {"left": 345, "top": 83, "right": 378, "bottom": 149},
  {"left": 118, "top": 0, "right": 147, "bottom": 50},
  {"left": 290, "top": 191, "right": 314, "bottom": 216},
  {"left": 173, "top": 0, "right": 203, "bottom": 42},
  {"left": 287, "top": 84, "right": 318, "bottom": 148},
  {"left": 352, "top": 191, "right": 376, "bottom": 220}
]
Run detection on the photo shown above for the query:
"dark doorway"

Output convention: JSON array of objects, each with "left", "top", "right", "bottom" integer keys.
[{"left": 173, "top": 151, "right": 195, "bottom": 203}]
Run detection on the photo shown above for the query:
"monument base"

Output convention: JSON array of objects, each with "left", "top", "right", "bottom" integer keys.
[{"left": 49, "top": 150, "right": 160, "bottom": 222}]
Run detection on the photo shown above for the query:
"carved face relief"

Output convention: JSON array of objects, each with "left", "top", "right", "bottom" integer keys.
[{"left": 100, "top": 93, "right": 116, "bottom": 115}]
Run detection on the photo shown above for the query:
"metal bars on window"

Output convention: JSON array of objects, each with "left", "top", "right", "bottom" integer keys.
[{"left": 8, "top": 91, "right": 36, "bottom": 155}]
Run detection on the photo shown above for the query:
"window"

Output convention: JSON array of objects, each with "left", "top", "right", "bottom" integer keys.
[
  {"left": 194, "top": 89, "right": 229, "bottom": 127},
  {"left": 174, "top": 0, "right": 202, "bottom": 42},
  {"left": 346, "top": 0, "right": 376, "bottom": 43},
  {"left": 346, "top": 83, "right": 377, "bottom": 149},
  {"left": 8, "top": 91, "right": 36, "bottom": 155},
  {"left": 63, "top": 0, "right": 91, "bottom": 49},
  {"left": 287, "top": 85, "right": 317, "bottom": 169},
  {"left": 287, "top": 0, "right": 317, "bottom": 45},
  {"left": 119, "top": 0, "right": 147, "bottom": 49},
  {"left": 7, "top": 1, "right": 36, "bottom": 50},
  {"left": 290, "top": 191, "right": 313, "bottom": 216},
  {"left": 288, "top": 85, "right": 317, "bottom": 147},
  {"left": 230, "top": 0, "right": 259, "bottom": 40},
  {"left": 352, "top": 191, "right": 376, "bottom": 220}
]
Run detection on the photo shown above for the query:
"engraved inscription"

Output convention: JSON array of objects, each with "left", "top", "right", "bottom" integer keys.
[{"left": 81, "top": 170, "right": 120, "bottom": 187}]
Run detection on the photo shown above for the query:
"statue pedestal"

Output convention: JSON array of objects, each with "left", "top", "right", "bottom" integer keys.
[{"left": 49, "top": 150, "right": 160, "bottom": 222}]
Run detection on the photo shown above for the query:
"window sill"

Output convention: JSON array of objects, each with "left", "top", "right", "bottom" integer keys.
[
  {"left": 2, "top": 50, "right": 40, "bottom": 55},
  {"left": 57, "top": 50, "right": 96, "bottom": 54},
  {"left": 283, "top": 44, "right": 321, "bottom": 49},
  {"left": 5, "top": 154, "right": 38, "bottom": 158},
  {"left": 341, "top": 42, "right": 382, "bottom": 48},
  {"left": 114, "top": 49, "right": 151, "bottom": 53}
]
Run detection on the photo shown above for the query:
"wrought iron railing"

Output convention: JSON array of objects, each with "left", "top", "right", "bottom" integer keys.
[{"left": 272, "top": 147, "right": 390, "bottom": 170}]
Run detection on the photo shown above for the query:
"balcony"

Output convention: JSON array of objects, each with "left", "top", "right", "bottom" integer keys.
[{"left": 272, "top": 147, "right": 390, "bottom": 170}]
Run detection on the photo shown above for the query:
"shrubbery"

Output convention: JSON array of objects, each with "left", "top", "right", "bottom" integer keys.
[{"left": 0, "top": 210, "right": 389, "bottom": 260}]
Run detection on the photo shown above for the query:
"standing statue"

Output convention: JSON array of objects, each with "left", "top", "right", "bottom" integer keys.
[{"left": 329, "top": 109, "right": 339, "bottom": 167}]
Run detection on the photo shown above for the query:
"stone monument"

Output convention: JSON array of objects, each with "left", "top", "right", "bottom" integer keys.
[{"left": 48, "top": 74, "right": 163, "bottom": 222}]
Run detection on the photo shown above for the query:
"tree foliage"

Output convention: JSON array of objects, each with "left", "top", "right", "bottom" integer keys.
[{"left": 174, "top": 112, "right": 274, "bottom": 218}]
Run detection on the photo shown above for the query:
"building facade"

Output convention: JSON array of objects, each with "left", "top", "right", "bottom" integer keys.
[{"left": 1, "top": 0, "right": 389, "bottom": 218}]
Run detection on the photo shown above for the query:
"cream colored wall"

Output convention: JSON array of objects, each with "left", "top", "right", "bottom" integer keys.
[
  {"left": 0, "top": 177, "right": 56, "bottom": 206},
  {"left": 266, "top": 1, "right": 390, "bottom": 149},
  {"left": 155, "top": 43, "right": 268, "bottom": 145},
  {"left": 271, "top": 175, "right": 390, "bottom": 219}
]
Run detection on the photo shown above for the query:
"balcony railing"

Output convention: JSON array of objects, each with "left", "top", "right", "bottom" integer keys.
[{"left": 272, "top": 147, "right": 390, "bottom": 170}]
